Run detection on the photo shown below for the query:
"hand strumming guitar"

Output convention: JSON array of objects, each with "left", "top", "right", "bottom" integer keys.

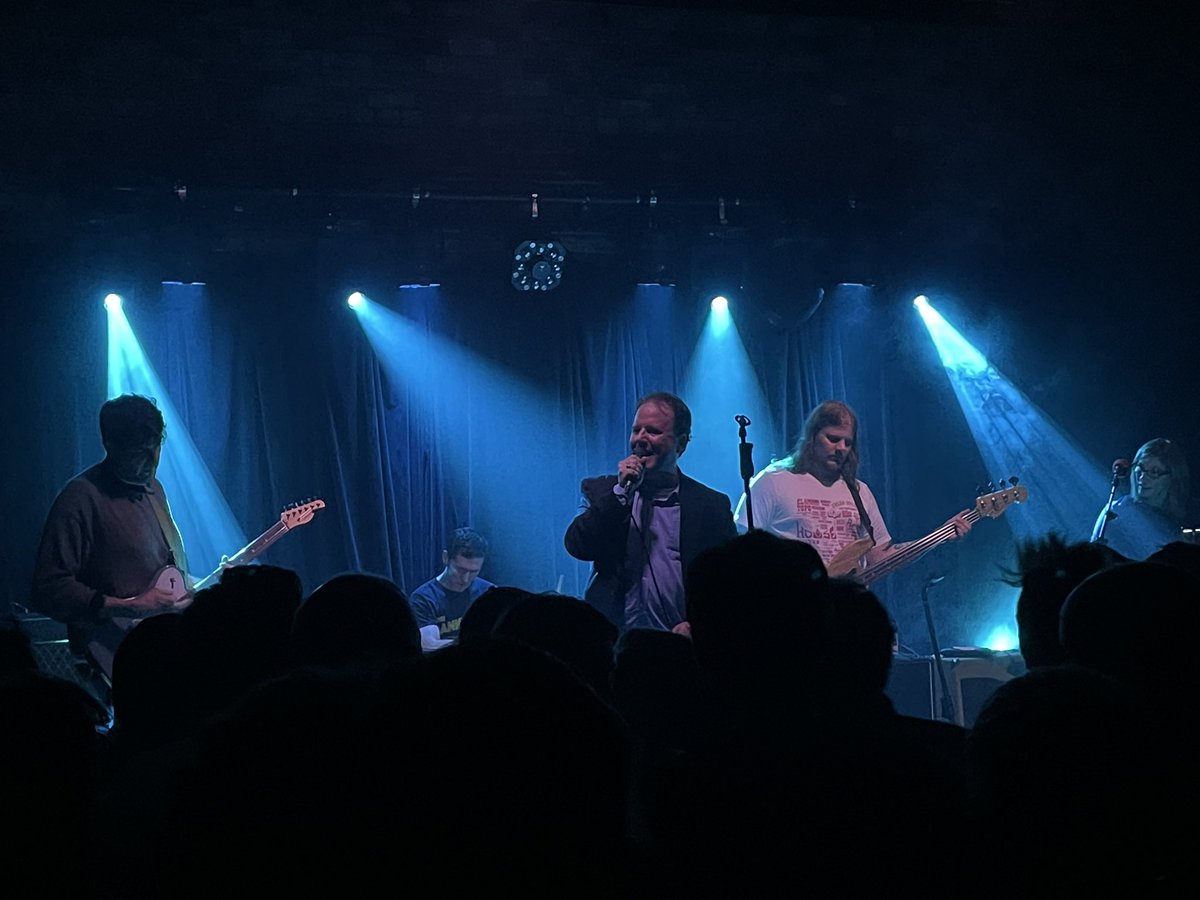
[{"left": 108, "top": 584, "right": 193, "bottom": 618}]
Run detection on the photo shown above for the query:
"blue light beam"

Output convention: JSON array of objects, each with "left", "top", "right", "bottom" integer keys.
[
  {"left": 914, "top": 296, "right": 1113, "bottom": 647},
  {"left": 681, "top": 299, "right": 777, "bottom": 505},
  {"left": 352, "top": 288, "right": 579, "bottom": 594},
  {"left": 106, "top": 294, "right": 247, "bottom": 579}
]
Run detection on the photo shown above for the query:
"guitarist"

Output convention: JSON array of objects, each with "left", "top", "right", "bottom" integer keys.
[
  {"left": 30, "top": 394, "right": 193, "bottom": 690},
  {"left": 733, "top": 400, "right": 972, "bottom": 574}
]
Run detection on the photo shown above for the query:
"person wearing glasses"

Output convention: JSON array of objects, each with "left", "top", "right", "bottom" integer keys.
[{"left": 1092, "top": 438, "right": 1192, "bottom": 560}]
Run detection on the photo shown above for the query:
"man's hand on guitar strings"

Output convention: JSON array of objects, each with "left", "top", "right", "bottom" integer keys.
[{"left": 945, "top": 510, "right": 973, "bottom": 539}]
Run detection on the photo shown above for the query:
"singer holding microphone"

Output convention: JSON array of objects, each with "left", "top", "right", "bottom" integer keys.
[
  {"left": 1091, "top": 438, "right": 1192, "bottom": 560},
  {"left": 564, "top": 391, "right": 737, "bottom": 633}
]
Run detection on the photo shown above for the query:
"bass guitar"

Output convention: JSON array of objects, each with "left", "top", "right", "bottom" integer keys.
[
  {"left": 87, "top": 498, "right": 326, "bottom": 679},
  {"left": 825, "top": 484, "right": 1028, "bottom": 586}
]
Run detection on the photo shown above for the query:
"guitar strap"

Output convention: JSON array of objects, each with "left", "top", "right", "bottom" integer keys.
[
  {"left": 147, "top": 484, "right": 190, "bottom": 579},
  {"left": 843, "top": 474, "right": 875, "bottom": 545}
]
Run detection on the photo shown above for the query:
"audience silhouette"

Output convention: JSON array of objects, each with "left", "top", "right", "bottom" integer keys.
[
  {"left": 291, "top": 570, "right": 421, "bottom": 672},
  {"left": 456, "top": 584, "right": 535, "bottom": 642},
  {"left": 491, "top": 591, "right": 619, "bottom": 702},
  {"left": 7, "top": 526, "right": 1196, "bottom": 896},
  {"left": 1001, "top": 532, "right": 1125, "bottom": 668}
]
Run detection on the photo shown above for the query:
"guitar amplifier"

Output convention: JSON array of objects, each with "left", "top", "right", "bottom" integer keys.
[
  {"left": 16, "top": 613, "right": 89, "bottom": 685},
  {"left": 886, "top": 653, "right": 1024, "bottom": 727},
  {"left": 886, "top": 657, "right": 937, "bottom": 719}
]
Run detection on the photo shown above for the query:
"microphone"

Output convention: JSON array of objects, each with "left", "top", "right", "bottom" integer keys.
[
  {"left": 619, "top": 452, "right": 648, "bottom": 492},
  {"left": 925, "top": 573, "right": 946, "bottom": 586},
  {"left": 1112, "top": 458, "right": 1131, "bottom": 479}
]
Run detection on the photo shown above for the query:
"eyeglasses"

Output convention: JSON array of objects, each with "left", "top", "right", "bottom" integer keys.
[{"left": 1134, "top": 463, "right": 1170, "bottom": 480}]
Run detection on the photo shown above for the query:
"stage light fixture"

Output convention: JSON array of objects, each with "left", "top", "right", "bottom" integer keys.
[
  {"left": 104, "top": 293, "right": 123, "bottom": 311},
  {"left": 348, "top": 292, "right": 366, "bottom": 309},
  {"left": 511, "top": 240, "right": 566, "bottom": 292}
]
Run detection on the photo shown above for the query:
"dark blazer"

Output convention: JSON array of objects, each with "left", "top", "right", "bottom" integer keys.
[{"left": 564, "top": 471, "right": 737, "bottom": 628}]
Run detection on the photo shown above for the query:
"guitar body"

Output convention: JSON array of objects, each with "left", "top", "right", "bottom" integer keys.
[
  {"left": 146, "top": 564, "right": 192, "bottom": 600},
  {"left": 84, "top": 498, "right": 326, "bottom": 681},
  {"left": 825, "top": 537, "right": 877, "bottom": 579},
  {"left": 85, "top": 564, "right": 191, "bottom": 681}
]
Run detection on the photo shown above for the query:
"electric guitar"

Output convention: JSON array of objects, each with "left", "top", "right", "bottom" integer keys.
[
  {"left": 825, "top": 484, "right": 1028, "bottom": 586},
  {"left": 86, "top": 498, "right": 326, "bottom": 680}
]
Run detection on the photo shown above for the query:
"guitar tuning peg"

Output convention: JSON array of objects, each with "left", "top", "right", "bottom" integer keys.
[{"left": 1009, "top": 475, "right": 1020, "bottom": 486}]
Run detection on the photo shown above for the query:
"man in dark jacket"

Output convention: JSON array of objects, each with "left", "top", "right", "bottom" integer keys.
[{"left": 565, "top": 391, "right": 736, "bottom": 632}]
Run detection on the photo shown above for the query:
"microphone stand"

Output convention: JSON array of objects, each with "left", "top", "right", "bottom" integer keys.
[
  {"left": 920, "top": 574, "right": 957, "bottom": 724},
  {"left": 735, "top": 415, "right": 755, "bottom": 530},
  {"left": 1092, "top": 463, "right": 1127, "bottom": 544}
]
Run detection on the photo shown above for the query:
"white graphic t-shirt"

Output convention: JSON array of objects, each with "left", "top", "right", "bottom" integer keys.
[{"left": 734, "top": 467, "right": 892, "bottom": 565}]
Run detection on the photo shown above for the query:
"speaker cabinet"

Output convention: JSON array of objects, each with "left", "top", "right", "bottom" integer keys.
[
  {"left": 886, "top": 657, "right": 936, "bottom": 719},
  {"left": 16, "top": 613, "right": 89, "bottom": 684},
  {"left": 887, "top": 653, "right": 1024, "bottom": 728}
]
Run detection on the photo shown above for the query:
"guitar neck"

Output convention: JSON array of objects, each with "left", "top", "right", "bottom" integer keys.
[
  {"left": 229, "top": 521, "right": 290, "bottom": 566},
  {"left": 858, "top": 508, "right": 982, "bottom": 586},
  {"left": 192, "top": 521, "right": 290, "bottom": 591}
]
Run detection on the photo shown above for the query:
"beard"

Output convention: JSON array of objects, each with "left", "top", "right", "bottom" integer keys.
[{"left": 108, "top": 448, "right": 156, "bottom": 486}]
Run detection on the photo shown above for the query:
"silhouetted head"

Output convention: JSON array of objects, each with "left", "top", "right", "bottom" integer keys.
[
  {"left": 371, "top": 639, "right": 632, "bottom": 892},
  {"left": 1147, "top": 540, "right": 1200, "bottom": 581},
  {"left": 457, "top": 586, "right": 535, "bottom": 641},
  {"left": 966, "top": 664, "right": 1164, "bottom": 894},
  {"left": 493, "top": 593, "right": 619, "bottom": 701},
  {"left": 685, "top": 530, "right": 828, "bottom": 703},
  {"left": 822, "top": 577, "right": 895, "bottom": 699},
  {"left": 110, "top": 612, "right": 186, "bottom": 743},
  {"left": 179, "top": 564, "right": 306, "bottom": 720},
  {"left": 1003, "top": 533, "right": 1124, "bottom": 668},
  {"left": 292, "top": 572, "right": 420, "bottom": 670},
  {"left": 1060, "top": 561, "right": 1200, "bottom": 705},
  {"left": 611, "top": 627, "right": 704, "bottom": 753}
]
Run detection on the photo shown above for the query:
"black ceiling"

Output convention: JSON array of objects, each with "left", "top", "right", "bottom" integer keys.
[{"left": 1, "top": 1, "right": 1195, "bottom": 306}]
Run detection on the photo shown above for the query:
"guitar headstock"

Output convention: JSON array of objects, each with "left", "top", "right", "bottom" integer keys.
[
  {"left": 974, "top": 479, "right": 1029, "bottom": 518},
  {"left": 280, "top": 498, "right": 326, "bottom": 530}
]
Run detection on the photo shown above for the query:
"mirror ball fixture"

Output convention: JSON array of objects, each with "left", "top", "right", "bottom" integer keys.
[{"left": 511, "top": 240, "right": 566, "bottom": 292}]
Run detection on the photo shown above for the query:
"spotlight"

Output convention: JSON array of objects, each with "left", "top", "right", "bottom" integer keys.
[
  {"left": 913, "top": 295, "right": 929, "bottom": 308},
  {"left": 511, "top": 240, "right": 566, "bottom": 292},
  {"left": 104, "top": 293, "right": 123, "bottom": 311},
  {"left": 348, "top": 292, "right": 366, "bottom": 310},
  {"left": 710, "top": 295, "right": 729, "bottom": 313}
]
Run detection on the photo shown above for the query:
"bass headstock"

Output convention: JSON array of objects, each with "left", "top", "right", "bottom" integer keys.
[{"left": 974, "top": 477, "right": 1029, "bottom": 518}]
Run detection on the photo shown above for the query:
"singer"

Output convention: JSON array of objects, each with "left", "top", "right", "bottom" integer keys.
[
  {"left": 1091, "top": 438, "right": 1192, "bottom": 560},
  {"left": 564, "top": 391, "right": 736, "bottom": 633}
]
